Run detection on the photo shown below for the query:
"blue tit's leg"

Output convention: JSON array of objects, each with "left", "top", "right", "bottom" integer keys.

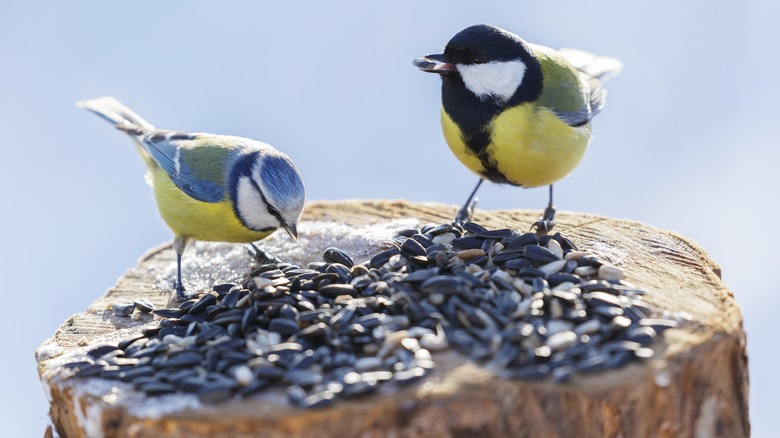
[
  {"left": 248, "top": 243, "right": 281, "bottom": 265},
  {"left": 173, "top": 235, "right": 190, "bottom": 301},
  {"left": 454, "top": 179, "right": 484, "bottom": 225},
  {"left": 532, "top": 184, "right": 556, "bottom": 234}
]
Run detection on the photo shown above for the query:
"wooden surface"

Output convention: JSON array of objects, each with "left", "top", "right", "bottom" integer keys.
[{"left": 36, "top": 199, "right": 749, "bottom": 437}]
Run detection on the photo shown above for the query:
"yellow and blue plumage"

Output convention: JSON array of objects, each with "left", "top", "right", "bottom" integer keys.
[
  {"left": 414, "top": 24, "right": 622, "bottom": 230},
  {"left": 78, "top": 97, "right": 305, "bottom": 299}
]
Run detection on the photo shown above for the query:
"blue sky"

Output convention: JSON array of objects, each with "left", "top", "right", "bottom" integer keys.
[{"left": 2, "top": 2, "right": 777, "bottom": 435}]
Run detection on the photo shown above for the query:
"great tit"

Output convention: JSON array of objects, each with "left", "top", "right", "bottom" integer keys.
[
  {"left": 78, "top": 97, "right": 305, "bottom": 300},
  {"left": 414, "top": 24, "right": 622, "bottom": 230}
]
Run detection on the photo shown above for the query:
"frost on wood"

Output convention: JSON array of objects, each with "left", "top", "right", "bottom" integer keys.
[{"left": 155, "top": 219, "right": 419, "bottom": 292}]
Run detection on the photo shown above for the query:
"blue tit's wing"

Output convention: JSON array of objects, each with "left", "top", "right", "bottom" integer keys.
[{"left": 135, "top": 130, "right": 232, "bottom": 203}]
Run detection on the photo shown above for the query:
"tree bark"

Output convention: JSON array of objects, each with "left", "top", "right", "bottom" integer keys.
[{"left": 36, "top": 200, "right": 749, "bottom": 438}]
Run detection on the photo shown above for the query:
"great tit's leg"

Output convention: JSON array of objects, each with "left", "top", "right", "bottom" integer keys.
[
  {"left": 454, "top": 179, "right": 484, "bottom": 225},
  {"left": 248, "top": 243, "right": 282, "bottom": 265},
  {"left": 173, "top": 235, "right": 189, "bottom": 301},
  {"left": 532, "top": 184, "right": 556, "bottom": 234}
]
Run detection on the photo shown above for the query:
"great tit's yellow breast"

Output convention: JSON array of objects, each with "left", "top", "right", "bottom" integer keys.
[
  {"left": 489, "top": 105, "right": 590, "bottom": 187},
  {"left": 441, "top": 108, "right": 484, "bottom": 173},
  {"left": 150, "top": 168, "right": 274, "bottom": 243},
  {"left": 441, "top": 105, "right": 590, "bottom": 188}
]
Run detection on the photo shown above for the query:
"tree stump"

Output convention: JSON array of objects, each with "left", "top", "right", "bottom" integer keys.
[{"left": 35, "top": 200, "right": 749, "bottom": 437}]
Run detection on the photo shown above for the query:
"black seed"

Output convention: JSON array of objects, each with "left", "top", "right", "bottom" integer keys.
[
  {"left": 517, "top": 267, "right": 547, "bottom": 279},
  {"left": 221, "top": 289, "right": 243, "bottom": 308},
  {"left": 577, "top": 354, "right": 607, "bottom": 373},
  {"left": 141, "top": 382, "right": 177, "bottom": 395},
  {"left": 269, "top": 318, "right": 299, "bottom": 336},
  {"left": 492, "top": 252, "right": 523, "bottom": 264},
  {"left": 326, "top": 263, "right": 352, "bottom": 282},
  {"left": 163, "top": 352, "right": 203, "bottom": 368},
  {"left": 369, "top": 248, "right": 400, "bottom": 268},
  {"left": 119, "top": 366, "right": 155, "bottom": 382},
  {"left": 503, "top": 233, "right": 538, "bottom": 251},
  {"left": 462, "top": 222, "right": 487, "bottom": 234},
  {"left": 400, "top": 238, "right": 427, "bottom": 257},
  {"left": 319, "top": 284, "right": 357, "bottom": 298},
  {"left": 133, "top": 299, "right": 156, "bottom": 313},
  {"left": 451, "top": 236, "right": 483, "bottom": 249},
  {"left": 213, "top": 283, "right": 237, "bottom": 294},
  {"left": 396, "top": 228, "right": 419, "bottom": 238},
  {"left": 525, "top": 245, "right": 560, "bottom": 262},
  {"left": 420, "top": 276, "right": 464, "bottom": 294},
  {"left": 197, "top": 382, "right": 236, "bottom": 402},
  {"left": 411, "top": 233, "right": 435, "bottom": 248},
  {"left": 547, "top": 273, "right": 581, "bottom": 286},
  {"left": 113, "top": 303, "right": 135, "bottom": 317},
  {"left": 323, "top": 247, "right": 355, "bottom": 268},
  {"left": 153, "top": 309, "right": 185, "bottom": 319},
  {"left": 503, "top": 258, "right": 533, "bottom": 270},
  {"left": 578, "top": 256, "right": 609, "bottom": 268},
  {"left": 626, "top": 326, "right": 657, "bottom": 345},
  {"left": 87, "top": 345, "right": 120, "bottom": 359},
  {"left": 75, "top": 363, "right": 106, "bottom": 377},
  {"left": 188, "top": 294, "right": 217, "bottom": 314},
  {"left": 475, "top": 228, "right": 515, "bottom": 239}
]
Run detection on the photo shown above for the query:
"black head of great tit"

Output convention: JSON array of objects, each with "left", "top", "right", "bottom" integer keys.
[{"left": 414, "top": 24, "right": 622, "bottom": 231}]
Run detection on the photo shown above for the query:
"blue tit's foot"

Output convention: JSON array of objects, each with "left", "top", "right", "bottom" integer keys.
[
  {"left": 248, "top": 243, "right": 281, "bottom": 265},
  {"left": 174, "top": 282, "right": 189, "bottom": 301},
  {"left": 532, "top": 206, "right": 556, "bottom": 234},
  {"left": 453, "top": 197, "right": 479, "bottom": 225}
]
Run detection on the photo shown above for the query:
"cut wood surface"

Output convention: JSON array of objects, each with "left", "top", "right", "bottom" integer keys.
[{"left": 36, "top": 199, "right": 749, "bottom": 438}]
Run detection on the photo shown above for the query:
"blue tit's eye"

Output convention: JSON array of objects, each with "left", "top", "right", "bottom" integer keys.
[{"left": 472, "top": 53, "right": 486, "bottom": 64}]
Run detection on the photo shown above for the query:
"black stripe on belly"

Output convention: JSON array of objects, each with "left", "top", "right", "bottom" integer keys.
[{"left": 467, "top": 129, "right": 511, "bottom": 184}]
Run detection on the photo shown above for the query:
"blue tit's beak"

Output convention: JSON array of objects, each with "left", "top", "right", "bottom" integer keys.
[
  {"left": 283, "top": 222, "right": 298, "bottom": 240},
  {"left": 413, "top": 54, "right": 456, "bottom": 74}
]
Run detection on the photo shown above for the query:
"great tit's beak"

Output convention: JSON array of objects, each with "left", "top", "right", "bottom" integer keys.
[
  {"left": 283, "top": 221, "right": 298, "bottom": 240},
  {"left": 413, "top": 54, "right": 456, "bottom": 74}
]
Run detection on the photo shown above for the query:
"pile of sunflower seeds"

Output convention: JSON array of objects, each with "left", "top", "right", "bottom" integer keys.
[{"left": 62, "top": 222, "right": 676, "bottom": 408}]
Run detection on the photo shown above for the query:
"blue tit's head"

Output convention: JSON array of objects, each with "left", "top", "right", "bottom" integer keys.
[
  {"left": 229, "top": 150, "right": 305, "bottom": 239},
  {"left": 415, "top": 24, "right": 541, "bottom": 104}
]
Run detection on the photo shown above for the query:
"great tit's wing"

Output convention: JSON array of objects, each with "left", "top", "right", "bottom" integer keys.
[
  {"left": 133, "top": 130, "right": 230, "bottom": 203},
  {"left": 530, "top": 44, "right": 620, "bottom": 127}
]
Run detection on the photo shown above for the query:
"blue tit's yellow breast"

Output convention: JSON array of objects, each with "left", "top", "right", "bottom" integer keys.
[
  {"left": 441, "top": 104, "right": 591, "bottom": 188},
  {"left": 150, "top": 168, "right": 275, "bottom": 243}
]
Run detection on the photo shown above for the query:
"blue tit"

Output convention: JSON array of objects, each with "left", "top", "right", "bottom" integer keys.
[
  {"left": 78, "top": 97, "right": 306, "bottom": 300},
  {"left": 414, "top": 24, "right": 622, "bottom": 230}
]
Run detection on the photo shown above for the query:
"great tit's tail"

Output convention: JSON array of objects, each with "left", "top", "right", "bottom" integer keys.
[
  {"left": 77, "top": 97, "right": 156, "bottom": 131},
  {"left": 558, "top": 48, "right": 623, "bottom": 82}
]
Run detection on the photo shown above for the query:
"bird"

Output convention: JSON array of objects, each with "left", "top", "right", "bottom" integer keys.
[
  {"left": 78, "top": 97, "right": 306, "bottom": 300},
  {"left": 413, "top": 24, "right": 622, "bottom": 231}
]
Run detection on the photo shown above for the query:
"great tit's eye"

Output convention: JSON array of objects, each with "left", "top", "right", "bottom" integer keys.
[{"left": 472, "top": 53, "right": 486, "bottom": 64}]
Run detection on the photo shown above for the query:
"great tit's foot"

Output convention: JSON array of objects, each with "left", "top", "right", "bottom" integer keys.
[
  {"left": 174, "top": 283, "right": 189, "bottom": 302},
  {"left": 531, "top": 206, "right": 556, "bottom": 234},
  {"left": 248, "top": 243, "right": 281, "bottom": 265},
  {"left": 453, "top": 197, "right": 479, "bottom": 225}
]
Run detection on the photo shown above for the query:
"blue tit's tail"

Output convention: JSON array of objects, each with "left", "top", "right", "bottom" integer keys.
[
  {"left": 77, "top": 97, "right": 156, "bottom": 131},
  {"left": 558, "top": 48, "right": 623, "bottom": 82}
]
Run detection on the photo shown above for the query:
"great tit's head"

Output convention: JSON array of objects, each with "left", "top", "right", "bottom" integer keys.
[
  {"left": 414, "top": 24, "right": 537, "bottom": 103},
  {"left": 230, "top": 149, "right": 305, "bottom": 239}
]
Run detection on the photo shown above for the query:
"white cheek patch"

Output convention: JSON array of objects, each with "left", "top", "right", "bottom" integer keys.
[
  {"left": 235, "top": 176, "right": 276, "bottom": 231},
  {"left": 457, "top": 60, "right": 527, "bottom": 102}
]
